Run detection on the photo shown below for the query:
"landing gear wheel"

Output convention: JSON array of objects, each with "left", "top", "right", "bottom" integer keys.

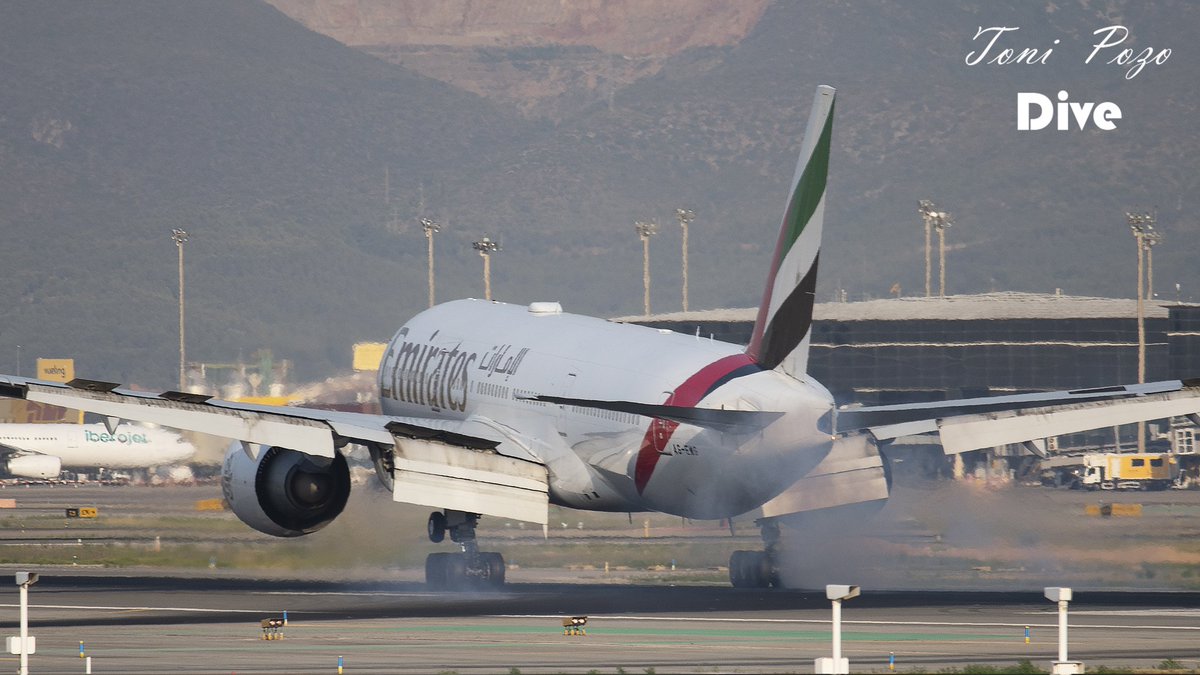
[
  {"left": 427, "top": 511, "right": 447, "bottom": 543},
  {"left": 481, "top": 551, "right": 506, "bottom": 587},
  {"left": 425, "top": 551, "right": 450, "bottom": 589},
  {"left": 444, "top": 552, "right": 468, "bottom": 590},
  {"left": 425, "top": 551, "right": 472, "bottom": 590},
  {"left": 729, "top": 550, "right": 750, "bottom": 587},
  {"left": 729, "top": 550, "right": 775, "bottom": 588},
  {"left": 425, "top": 510, "right": 508, "bottom": 591}
]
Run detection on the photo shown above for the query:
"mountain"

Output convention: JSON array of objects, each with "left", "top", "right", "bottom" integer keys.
[
  {"left": 1, "top": 1, "right": 1197, "bottom": 390},
  {"left": 263, "top": 0, "right": 772, "bottom": 120},
  {"left": 354, "top": 1, "right": 1198, "bottom": 316},
  {"left": 0, "top": 1, "right": 530, "bottom": 385},
  {"left": 448, "top": 1, "right": 1200, "bottom": 305}
]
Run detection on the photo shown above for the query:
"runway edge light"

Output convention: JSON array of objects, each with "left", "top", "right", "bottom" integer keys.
[
  {"left": 1044, "top": 587, "right": 1072, "bottom": 603},
  {"left": 816, "top": 583, "right": 860, "bottom": 675},
  {"left": 13, "top": 571, "right": 39, "bottom": 675},
  {"left": 1044, "top": 587, "right": 1083, "bottom": 675},
  {"left": 826, "top": 584, "right": 860, "bottom": 601}
]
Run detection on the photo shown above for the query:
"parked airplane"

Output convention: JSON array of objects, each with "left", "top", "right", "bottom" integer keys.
[
  {"left": 1, "top": 85, "right": 1198, "bottom": 589},
  {"left": 0, "top": 423, "right": 196, "bottom": 479}
]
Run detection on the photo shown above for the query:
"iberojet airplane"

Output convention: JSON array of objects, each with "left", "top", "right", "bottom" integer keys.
[
  {"left": 0, "top": 423, "right": 195, "bottom": 479},
  {"left": 2, "top": 86, "right": 1198, "bottom": 588}
]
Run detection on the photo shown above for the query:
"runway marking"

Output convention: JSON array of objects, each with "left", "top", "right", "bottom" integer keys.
[
  {"left": 497, "top": 614, "right": 1200, "bottom": 632},
  {"left": 251, "top": 591, "right": 450, "bottom": 598},
  {"left": 0, "top": 603, "right": 268, "bottom": 614},
  {"left": 1070, "top": 609, "right": 1200, "bottom": 617}
]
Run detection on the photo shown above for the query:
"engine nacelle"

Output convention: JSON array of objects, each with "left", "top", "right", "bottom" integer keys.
[
  {"left": 221, "top": 443, "right": 351, "bottom": 538},
  {"left": 6, "top": 454, "right": 62, "bottom": 480}
]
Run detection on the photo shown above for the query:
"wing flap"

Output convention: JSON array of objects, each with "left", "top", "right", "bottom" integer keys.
[
  {"left": 840, "top": 380, "right": 1200, "bottom": 454},
  {"left": 937, "top": 388, "right": 1200, "bottom": 454},
  {"left": 836, "top": 380, "right": 1186, "bottom": 433},
  {"left": 391, "top": 437, "right": 549, "bottom": 525}
]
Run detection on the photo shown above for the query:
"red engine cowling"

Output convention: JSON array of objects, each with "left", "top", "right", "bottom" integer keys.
[{"left": 221, "top": 443, "right": 351, "bottom": 537}]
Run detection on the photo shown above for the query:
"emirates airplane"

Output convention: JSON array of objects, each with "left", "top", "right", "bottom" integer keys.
[
  {"left": 2, "top": 86, "right": 1197, "bottom": 589},
  {"left": 0, "top": 423, "right": 195, "bottom": 479}
]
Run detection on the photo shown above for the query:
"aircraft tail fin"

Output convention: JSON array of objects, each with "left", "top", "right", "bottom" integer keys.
[{"left": 745, "top": 85, "right": 835, "bottom": 378}]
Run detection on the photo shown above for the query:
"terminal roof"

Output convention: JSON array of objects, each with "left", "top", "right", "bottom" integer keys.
[{"left": 614, "top": 292, "right": 1171, "bottom": 323}]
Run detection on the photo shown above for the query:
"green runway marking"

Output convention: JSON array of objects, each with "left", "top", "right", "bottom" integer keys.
[
  {"left": 840, "top": 631, "right": 1012, "bottom": 642},
  {"left": 287, "top": 624, "right": 1015, "bottom": 644}
]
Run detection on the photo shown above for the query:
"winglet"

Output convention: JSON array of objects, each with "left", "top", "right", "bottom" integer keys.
[{"left": 745, "top": 85, "right": 835, "bottom": 377}]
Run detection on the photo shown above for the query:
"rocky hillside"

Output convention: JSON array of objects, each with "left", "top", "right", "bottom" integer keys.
[{"left": 265, "top": 0, "right": 770, "bottom": 118}]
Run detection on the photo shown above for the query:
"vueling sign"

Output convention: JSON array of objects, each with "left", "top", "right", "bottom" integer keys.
[
  {"left": 84, "top": 430, "right": 150, "bottom": 445},
  {"left": 36, "top": 358, "right": 75, "bottom": 383}
]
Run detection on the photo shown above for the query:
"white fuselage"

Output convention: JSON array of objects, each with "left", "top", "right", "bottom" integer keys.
[
  {"left": 377, "top": 299, "right": 835, "bottom": 519},
  {"left": 0, "top": 424, "right": 196, "bottom": 469}
]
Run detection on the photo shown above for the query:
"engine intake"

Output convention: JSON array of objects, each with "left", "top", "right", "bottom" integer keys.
[{"left": 222, "top": 443, "right": 351, "bottom": 537}]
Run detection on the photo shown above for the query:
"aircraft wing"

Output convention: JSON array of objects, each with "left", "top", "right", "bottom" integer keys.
[
  {"left": 0, "top": 375, "right": 550, "bottom": 524},
  {"left": 837, "top": 379, "right": 1200, "bottom": 454}
]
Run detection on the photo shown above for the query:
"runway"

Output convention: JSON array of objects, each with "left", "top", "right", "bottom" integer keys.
[{"left": 0, "top": 574, "right": 1197, "bottom": 673}]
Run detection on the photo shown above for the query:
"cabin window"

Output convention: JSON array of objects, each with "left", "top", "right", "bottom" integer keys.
[
  {"left": 1150, "top": 458, "right": 1164, "bottom": 467},
  {"left": 1131, "top": 458, "right": 1145, "bottom": 467}
]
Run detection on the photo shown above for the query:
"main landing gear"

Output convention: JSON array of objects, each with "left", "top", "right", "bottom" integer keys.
[
  {"left": 424, "top": 510, "right": 506, "bottom": 590},
  {"left": 729, "top": 518, "right": 782, "bottom": 588}
]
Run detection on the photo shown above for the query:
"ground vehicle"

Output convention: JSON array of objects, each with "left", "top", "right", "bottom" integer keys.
[{"left": 1080, "top": 453, "right": 1177, "bottom": 490}]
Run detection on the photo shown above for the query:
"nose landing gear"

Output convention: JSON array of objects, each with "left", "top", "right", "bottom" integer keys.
[{"left": 424, "top": 510, "right": 506, "bottom": 590}]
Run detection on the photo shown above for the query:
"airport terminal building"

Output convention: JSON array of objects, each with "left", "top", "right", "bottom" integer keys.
[
  {"left": 622, "top": 292, "right": 1200, "bottom": 479},
  {"left": 622, "top": 292, "right": 1200, "bottom": 407}
]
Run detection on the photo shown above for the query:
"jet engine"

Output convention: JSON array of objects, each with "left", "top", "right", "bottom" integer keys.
[
  {"left": 5, "top": 455, "right": 62, "bottom": 480},
  {"left": 221, "top": 443, "right": 351, "bottom": 537}
]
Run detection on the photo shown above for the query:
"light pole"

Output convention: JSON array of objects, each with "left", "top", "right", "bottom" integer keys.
[
  {"left": 918, "top": 200, "right": 935, "bottom": 298},
  {"left": 635, "top": 220, "right": 659, "bottom": 316},
  {"left": 676, "top": 208, "right": 695, "bottom": 312},
  {"left": 1142, "top": 225, "right": 1163, "bottom": 454},
  {"left": 421, "top": 218, "right": 441, "bottom": 308},
  {"left": 1143, "top": 225, "right": 1162, "bottom": 300},
  {"left": 935, "top": 210, "right": 953, "bottom": 298},
  {"left": 473, "top": 236, "right": 500, "bottom": 301},
  {"left": 1127, "top": 211, "right": 1154, "bottom": 453},
  {"left": 171, "top": 228, "right": 189, "bottom": 391}
]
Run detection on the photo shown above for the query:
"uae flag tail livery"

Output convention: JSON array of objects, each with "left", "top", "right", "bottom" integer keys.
[{"left": 746, "top": 85, "right": 834, "bottom": 379}]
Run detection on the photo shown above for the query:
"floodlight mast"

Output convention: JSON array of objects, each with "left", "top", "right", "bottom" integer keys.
[
  {"left": 635, "top": 220, "right": 659, "bottom": 316},
  {"left": 676, "top": 208, "right": 695, "bottom": 312},
  {"left": 421, "top": 218, "right": 441, "bottom": 308},
  {"left": 171, "top": 228, "right": 189, "bottom": 391},
  {"left": 917, "top": 200, "right": 935, "bottom": 297},
  {"left": 1140, "top": 224, "right": 1163, "bottom": 452},
  {"left": 934, "top": 211, "right": 953, "bottom": 298},
  {"left": 473, "top": 235, "right": 501, "bottom": 301},
  {"left": 1143, "top": 224, "right": 1162, "bottom": 300},
  {"left": 1127, "top": 210, "right": 1155, "bottom": 453}
]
